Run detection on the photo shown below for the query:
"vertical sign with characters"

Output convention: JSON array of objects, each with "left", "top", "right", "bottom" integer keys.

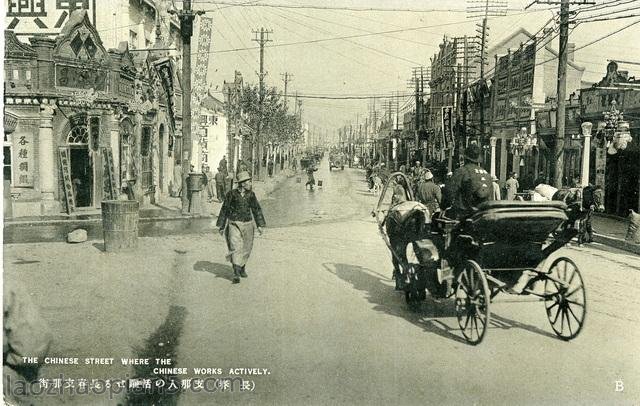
[
  {"left": 192, "top": 17, "right": 213, "bottom": 144},
  {"left": 595, "top": 147, "right": 606, "bottom": 190},
  {"left": 441, "top": 106, "right": 453, "bottom": 148},
  {"left": 14, "top": 133, "right": 34, "bottom": 187}
]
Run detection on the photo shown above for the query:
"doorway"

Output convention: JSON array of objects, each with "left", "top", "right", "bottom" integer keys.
[
  {"left": 70, "top": 147, "right": 93, "bottom": 207},
  {"left": 66, "top": 121, "right": 93, "bottom": 208},
  {"left": 159, "top": 124, "right": 165, "bottom": 192}
]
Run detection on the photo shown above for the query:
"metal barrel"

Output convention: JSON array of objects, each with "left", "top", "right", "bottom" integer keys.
[{"left": 101, "top": 200, "right": 139, "bottom": 252}]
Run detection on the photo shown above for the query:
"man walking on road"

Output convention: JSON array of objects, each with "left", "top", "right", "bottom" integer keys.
[{"left": 217, "top": 171, "right": 266, "bottom": 284}]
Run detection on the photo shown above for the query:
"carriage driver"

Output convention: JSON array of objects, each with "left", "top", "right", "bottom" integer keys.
[{"left": 442, "top": 143, "right": 494, "bottom": 219}]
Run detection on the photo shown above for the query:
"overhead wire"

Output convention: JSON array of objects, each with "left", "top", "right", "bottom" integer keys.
[
  {"left": 572, "top": 5, "right": 640, "bottom": 22},
  {"left": 212, "top": 4, "right": 254, "bottom": 70},
  {"left": 284, "top": 6, "right": 445, "bottom": 48},
  {"left": 192, "top": 1, "right": 490, "bottom": 13},
  {"left": 258, "top": 7, "right": 404, "bottom": 78},
  {"left": 533, "top": 18, "right": 640, "bottom": 68},
  {"left": 271, "top": 7, "right": 425, "bottom": 66},
  {"left": 194, "top": 18, "right": 490, "bottom": 55}
]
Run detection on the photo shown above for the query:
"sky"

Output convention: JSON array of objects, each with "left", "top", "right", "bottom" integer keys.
[{"left": 193, "top": 0, "right": 640, "bottom": 134}]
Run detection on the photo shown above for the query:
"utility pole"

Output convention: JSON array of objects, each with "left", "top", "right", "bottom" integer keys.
[
  {"left": 467, "top": 0, "right": 506, "bottom": 143},
  {"left": 169, "top": 0, "right": 204, "bottom": 214},
  {"left": 553, "top": 0, "right": 570, "bottom": 187},
  {"left": 281, "top": 72, "right": 293, "bottom": 110},
  {"left": 525, "top": 0, "right": 594, "bottom": 187},
  {"left": 252, "top": 27, "right": 273, "bottom": 179}
]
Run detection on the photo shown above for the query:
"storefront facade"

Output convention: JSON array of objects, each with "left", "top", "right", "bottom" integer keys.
[
  {"left": 580, "top": 61, "right": 640, "bottom": 216},
  {"left": 4, "top": 11, "right": 182, "bottom": 218}
]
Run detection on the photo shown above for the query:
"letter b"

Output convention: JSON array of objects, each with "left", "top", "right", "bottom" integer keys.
[{"left": 615, "top": 380, "right": 624, "bottom": 392}]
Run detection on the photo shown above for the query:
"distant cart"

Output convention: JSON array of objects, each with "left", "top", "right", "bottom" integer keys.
[{"left": 300, "top": 158, "right": 311, "bottom": 170}]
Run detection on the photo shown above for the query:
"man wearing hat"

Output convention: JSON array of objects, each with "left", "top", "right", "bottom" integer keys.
[
  {"left": 416, "top": 169, "right": 442, "bottom": 215},
  {"left": 216, "top": 171, "right": 266, "bottom": 284},
  {"left": 442, "top": 144, "right": 494, "bottom": 219}
]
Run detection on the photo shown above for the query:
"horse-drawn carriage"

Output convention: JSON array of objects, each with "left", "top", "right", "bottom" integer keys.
[{"left": 373, "top": 172, "right": 587, "bottom": 345}]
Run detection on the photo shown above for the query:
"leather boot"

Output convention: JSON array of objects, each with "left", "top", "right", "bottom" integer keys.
[
  {"left": 239, "top": 266, "right": 248, "bottom": 278},
  {"left": 232, "top": 265, "right": 241, "bottom": 284}
]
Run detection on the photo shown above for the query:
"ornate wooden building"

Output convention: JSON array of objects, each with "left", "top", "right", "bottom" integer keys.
[{"left": 4, "top": 10, "right": 182, "bottom": 217}]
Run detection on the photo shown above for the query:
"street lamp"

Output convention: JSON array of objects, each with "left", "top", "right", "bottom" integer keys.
[
  {"left": 597, "top": 100, "right": 632, "bottom": 155},
  {"left": 510, "top": 126, "right": 538, "bottom": 166}
]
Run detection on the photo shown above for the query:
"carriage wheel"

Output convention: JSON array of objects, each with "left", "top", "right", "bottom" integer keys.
[
  {"left": 455, "top": 260, "right": 491, "bottom": 345},
  {"left": 544, "top": 257, "right": 586, "bottom": 341}
]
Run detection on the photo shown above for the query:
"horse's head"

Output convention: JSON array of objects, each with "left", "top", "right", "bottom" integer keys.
[{"left": 585, "top": 185, "right": 605, "bottom": 212}]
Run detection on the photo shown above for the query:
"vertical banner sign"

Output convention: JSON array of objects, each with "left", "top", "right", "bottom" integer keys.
[
  {"left": 192, "top": 17, "right": 213, "bottom": 151},
  {"left": 594, "top": 147, "right": 606, "bottom": 190},
  {"left": 102, "top": 147, "right": 118, "bottom": 200},
  {"left": 58, "top": 147, "right": 75, "bottom": 213},
  {"left": 14, "top": 132, "right": 34, "bottom": 187},
  {"left": 441, "top": 106, "right": 453, "bottom": 148},
  {"left": 154, "top": 57, "right": 176, "bottom": 156}
]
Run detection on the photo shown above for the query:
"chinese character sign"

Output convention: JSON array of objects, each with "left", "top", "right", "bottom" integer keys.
[
  {"left": 441, "top": 106, "right": 453, "bottom": 148},
  {"left": 14, "top": 133, "right": 34, "bottom": 187},
  {"left": 6, "top": 0, "right": 93, "bottom": 35},
  {"left": 191, "top": 17, "right": 213, "bottom": 134}
]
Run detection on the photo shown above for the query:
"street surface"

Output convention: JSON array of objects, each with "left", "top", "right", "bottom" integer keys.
[{"left": 4, "top": 157, "right": 640, "bottom": 405}]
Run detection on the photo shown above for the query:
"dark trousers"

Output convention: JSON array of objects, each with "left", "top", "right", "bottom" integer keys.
[
  {"left": 216, "top": 184, "right": 226, "bottom": 202},
  {"left": 578, "top": 210, "right": 594, "bottom": 244}
]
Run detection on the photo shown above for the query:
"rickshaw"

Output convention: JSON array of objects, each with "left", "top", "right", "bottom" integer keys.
[{"left": 373, "top": 172, "right": 587, "bottom": 345}]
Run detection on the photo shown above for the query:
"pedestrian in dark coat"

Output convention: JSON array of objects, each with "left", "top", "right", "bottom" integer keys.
[
  {"left": 267, "top": 158, "right": 275, "bottom": 177},
  {"left": 218, "top": 155, "right": 228, "bottom": 175},
  {"left": 416, "top": 170, "right": 442, "bottom": 215},
  {"left": 442, "top": 144, "right": 494, "bottom": 219},
  {"left": 215, "top": 170, "right": 227, "bottom": 202},
  {"left": 217, "top": 171, "right": 266, "bottom": 284}
]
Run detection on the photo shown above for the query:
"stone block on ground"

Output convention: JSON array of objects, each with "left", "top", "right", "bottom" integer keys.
[{"left": 67, "top": 229, "right": 87, "bottom": 243}]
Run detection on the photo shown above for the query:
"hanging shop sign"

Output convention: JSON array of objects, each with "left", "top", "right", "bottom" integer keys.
[
  {"left": 441, "top": 106, "right": 453, "bottom": 148},
  {"left": 191, "top": 16, "right": 213, "bottom": 135},
  {"left": 154, "top": 57, "right": 177, "bottom": 130},
  {"left": 56, "top": 65, "right": 107, "bottom": 90}
]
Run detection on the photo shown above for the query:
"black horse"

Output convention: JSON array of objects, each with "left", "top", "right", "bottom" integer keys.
[{"left": 552, "top": 185, "right": 605, "bottom": 244}]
